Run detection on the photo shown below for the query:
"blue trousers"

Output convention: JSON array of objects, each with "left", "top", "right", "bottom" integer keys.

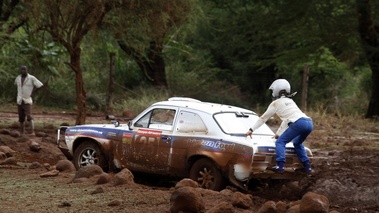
[{"left": 276, "top": 117, "right": 313, "bottom": 163}]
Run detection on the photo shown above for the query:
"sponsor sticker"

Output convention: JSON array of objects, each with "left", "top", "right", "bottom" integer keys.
[
  {"left": 137, "top": 129, "right": 162, "bottom": 137},
  {"left": 201, "top": 140, "right": 235, "bottom": 151},
  {"left": 122, "top": 132, "right": 134, "bottom": 144}
]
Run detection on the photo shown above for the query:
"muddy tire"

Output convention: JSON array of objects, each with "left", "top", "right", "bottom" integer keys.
[
  {"left": 189, "top": 158, "right": 226, "bottom": 191},
  {"left": 73, "top": 141, "right": 107, "bottom": 170}
]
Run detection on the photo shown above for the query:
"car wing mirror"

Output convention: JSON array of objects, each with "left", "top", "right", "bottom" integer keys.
[
  {"left": 112, "top": 120, "right": 120, "bottom": 127},
  {"left": 127, "top": 120, "right": 133, "bottom": 130}
]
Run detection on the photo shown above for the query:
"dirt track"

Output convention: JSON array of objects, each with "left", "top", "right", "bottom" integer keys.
[{"left": 0, "top": 111, "right": 379, "bottom": 212}]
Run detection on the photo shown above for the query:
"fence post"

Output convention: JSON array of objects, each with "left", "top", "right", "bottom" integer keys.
[
  {"left": 106, "top": 53, "right": 115, "bottom": 114},
  {"left": 301, "top": 64, "right": 309, "bottom": 111}
]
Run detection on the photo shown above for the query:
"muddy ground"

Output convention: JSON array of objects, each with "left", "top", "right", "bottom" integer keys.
[{"left": 0, "top": 110, "right": 379, "bottom": 213}]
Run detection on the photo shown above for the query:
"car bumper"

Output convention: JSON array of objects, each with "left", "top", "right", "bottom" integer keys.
[
  {"left": 232, "top": 153, "right": 312, "bottom": 181},
  {"left": 56, "top": 126, "right": 73, "bottom": 160}
]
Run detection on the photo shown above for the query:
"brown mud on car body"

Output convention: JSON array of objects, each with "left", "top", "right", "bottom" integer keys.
[{"left": 57, "top": 97, "right": 312, "bottom": 191}]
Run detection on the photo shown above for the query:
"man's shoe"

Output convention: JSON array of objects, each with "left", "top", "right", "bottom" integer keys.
[
  {"left": 268, "top": 165, "right": 284, "bottom": 173},
  {"left": 295, "top": 167, "right": 312, "bottom": 175}
]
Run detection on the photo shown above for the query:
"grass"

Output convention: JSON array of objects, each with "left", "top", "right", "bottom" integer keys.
[
  {"left": 2, "top": 93, "right": 379, "bottom": 152},
  {"left": 304, "top": 111, "right": 379, "bottom": 151}
]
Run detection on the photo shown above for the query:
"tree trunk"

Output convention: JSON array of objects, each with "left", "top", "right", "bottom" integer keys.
[
  {"left": 146, "top": 41, "right": 167, "bottom": 87},
  {"left": 356, "top": 0, "right": 379, "bottom": 118},
  {"left": 70, "top": 48, "right": 87, "bottom": 125},
  {"left": 118, "top": 41, "right": 168, "bottom": 88},
  {"left": 106, "top": 52, "right": 115, "bottom": 115}
]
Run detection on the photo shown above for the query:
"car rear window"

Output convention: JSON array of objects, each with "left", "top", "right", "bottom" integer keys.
[
  {"left": 176, "top": 111, "right": 208, "bottom": 133},
  {"left": 214, "top": 112, "right": 274, "bottom": 135}
]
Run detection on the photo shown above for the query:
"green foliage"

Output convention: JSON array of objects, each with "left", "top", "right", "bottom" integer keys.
[
  {"left": 184, "top": 0, "right": 368, "bottom": 115},
  {"left": 0, "top": 0, "right": 376, "bottom": 118},
  {"left": 114, "top": 87, "right": 170, "bottom": 115}
]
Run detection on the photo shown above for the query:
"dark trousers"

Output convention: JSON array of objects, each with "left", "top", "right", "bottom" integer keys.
[{"left": 18, "top": 102, "right": 33, "bottom": 123}]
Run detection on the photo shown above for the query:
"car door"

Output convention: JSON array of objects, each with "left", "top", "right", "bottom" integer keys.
[{"left": 123, "top": 107, "right": 177, "bottom": 173}]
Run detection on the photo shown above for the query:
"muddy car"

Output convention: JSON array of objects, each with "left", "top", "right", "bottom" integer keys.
[{"left": 57, "top": 97, "right": 312, "bottom": 191}]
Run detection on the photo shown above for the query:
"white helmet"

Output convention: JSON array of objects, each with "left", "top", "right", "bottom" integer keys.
[{"left": 269, "top": 79, "right": 291, "bottom": 98}]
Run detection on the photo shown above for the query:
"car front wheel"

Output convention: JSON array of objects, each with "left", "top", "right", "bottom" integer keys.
[
  {"left": 73, "top": 141, "right": 107, "bottom": 170},
  {"left": 189, "top": 158, "right": 226, "bottom": 191}
]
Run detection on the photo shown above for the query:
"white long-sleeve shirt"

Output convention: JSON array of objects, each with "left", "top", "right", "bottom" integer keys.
[
  {"left": 251, "top": 96, "right": 309, "bottom": 136},
  {"left": 14, "top": 74, "right": 43, "bottom": 105}
]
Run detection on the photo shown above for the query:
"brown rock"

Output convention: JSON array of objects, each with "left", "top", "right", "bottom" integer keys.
[
  {"left": 170, "top": 186, "right": 205, "bottom": 213},
  {"left": 0, "top": 129, "right": 10, "bottom": 134},
  {"left": 300, "top": 192, "right": 329, "bottom": 213},
  {"left": 0, "top": 146, "right": 16, "bottom": 157},
  {"left": 0, "top": 157, "right": 18, "bottom": 165},
  {"left": 0, "top": 151, "right": 6, "bottom": 160},
  {"left": 257, "top": 200, "right": 276, "bottom": 213},
  {"left": 96, "top": 173, "right": 111, "bottom": 184},
  {"left": 72, "top": 165, "right": 103, "bottom": 181},
  {"left": 207, "top": 201, "right": 234, "bottom": 213},
  {"left": 112, "top": 168, "right": 135, "bottom": 186},
  {"left": 232, "top": 191, "right": 252, "bottom": 209},
  {"left": 288, "top": 200, "right": 301, "bottom": 208},
  {"left": 219, "top": 188, "right": 234, "bottom": 197},
  {"left": 175, "top": 178, "right": 199, "bottom": 189},
  {"left": 10, "top": 130, "right": 21, "bottom": 138},
  {"left": 287, "top": 204, "right": 300, "bottom": 213},
  {"left": 29, "top": 141, "right": 41, "bottom": 152},
  {"left": 55, "top": 160, "right": 76, "bottom": 173},
  {"left": 108, "top": 199, "right": 122, "bottom": 206},
  {"left": 276, "top": 201, "right": 287, "bottom": 213}
]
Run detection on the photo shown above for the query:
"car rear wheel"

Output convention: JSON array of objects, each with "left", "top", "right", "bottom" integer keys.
[
  {"left": 189, "top": 158, "right": 226, "bottom": 191},
  {"left": 73, "top": 141, "right": 107, "bottom": 170}
]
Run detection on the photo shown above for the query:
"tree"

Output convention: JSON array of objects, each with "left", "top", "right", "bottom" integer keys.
[
  {"left": 356, "top": 0, "right": 379, "bottom": 118},
  {"left": 27, "top": 0, "right": 110, "bottom": 124},
  {"left": 0, "top": 0, "right": 27, "bottom": 45},
  {"left": 106, "top": 0, "right": 192, "bottom": 87},
  {"left": 192, "top": 0, "right": 366, "bottom": 110},
  {"left": 0, "top": 0, "right": 27, "bottom": 83}
]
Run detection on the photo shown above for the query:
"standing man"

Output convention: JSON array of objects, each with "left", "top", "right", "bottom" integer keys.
[{"left": 14, "top": 65, "right": 43, "bottom": 135}]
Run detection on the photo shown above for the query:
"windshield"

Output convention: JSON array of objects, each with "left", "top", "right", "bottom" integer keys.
[{"left": 214, "top": 112, "right": 274, "bottom": 136}]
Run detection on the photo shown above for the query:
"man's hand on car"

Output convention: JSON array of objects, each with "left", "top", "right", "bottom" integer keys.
[{"left": 246, "top": 128, "right": 253, "bottom": 138}]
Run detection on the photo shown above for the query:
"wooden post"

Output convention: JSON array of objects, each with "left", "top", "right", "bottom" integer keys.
[
  {"left": 106, "top": 53, "right": 115, "bottom": 114},
  {"left": 301, "top": 64, "right": 309, "bottom": 111}
]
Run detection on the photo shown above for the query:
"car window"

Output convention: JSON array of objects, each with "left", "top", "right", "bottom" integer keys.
[
  {"left": 176, "top": 111, "right": 207, "bottom": 133},
  {"left": 134, "top": 111, "right": 152, "bottom": 128},
  {"left": 135, "top": 109, "right": 176, "bottom": 131},
  {"left": 151, "top": 109, "right": 175, "bottom": 125},
  {"left": 214, "top": 112, "right": 274, "bottom": 135}
]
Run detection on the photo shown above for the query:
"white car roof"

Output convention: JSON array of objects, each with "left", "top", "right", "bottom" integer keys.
[{"left": 152, "top": 97, "right": 255, "bottom": 115}]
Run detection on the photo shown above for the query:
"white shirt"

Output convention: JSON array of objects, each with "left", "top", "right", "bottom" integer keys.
[
  {"left": 14, "top": 74, "right": 43, "bottom": 105},
  {"left": 251, "top": 96, "right": 309, "bottom": 136}
]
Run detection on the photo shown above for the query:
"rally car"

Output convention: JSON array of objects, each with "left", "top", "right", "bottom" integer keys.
[{"left": 57, "top": 97, "right": 312, "bottom": 191}]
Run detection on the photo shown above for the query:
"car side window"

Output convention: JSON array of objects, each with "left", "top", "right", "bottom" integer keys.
[
  {"left": 135, "top": 108, "right": 176, "bottom": 131},
  {"left": 151, "top": 109, "right": 175, "bottom": 125},
  {"left": 176, "top": 111, "right": 207, "bottom": 133},
  {"left": 134, "top": 111, "right": 152, "bottom": 128}
]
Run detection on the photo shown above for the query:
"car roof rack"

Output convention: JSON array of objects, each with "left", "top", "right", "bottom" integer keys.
[{"left": 168, "top": 97, "right": 201, "bottom": 102}]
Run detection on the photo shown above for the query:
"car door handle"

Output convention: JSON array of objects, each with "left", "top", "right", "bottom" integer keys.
[{"left": 161, "top": 136, "right": 171, "bottom": 142}]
